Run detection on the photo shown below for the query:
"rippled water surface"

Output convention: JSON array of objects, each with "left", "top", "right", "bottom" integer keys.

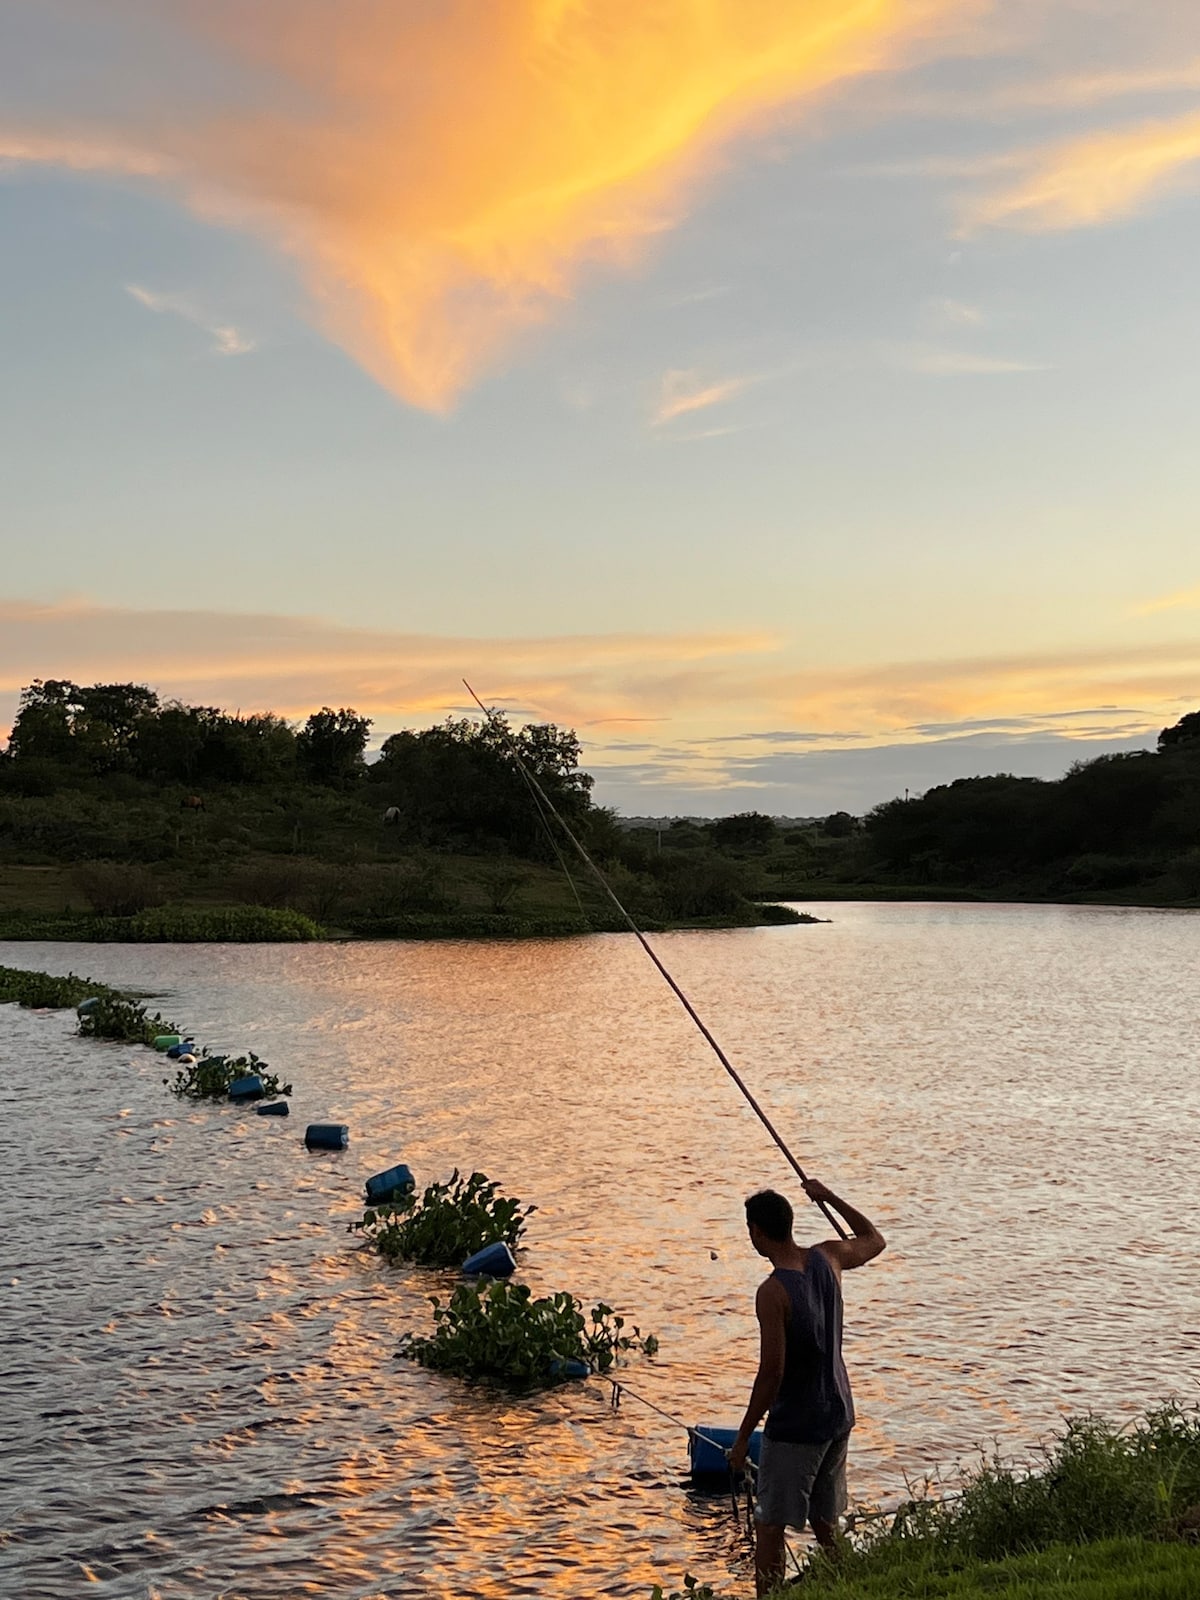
[{"left": 2, "top": 903, "right": 1199, "bottom": 1598}]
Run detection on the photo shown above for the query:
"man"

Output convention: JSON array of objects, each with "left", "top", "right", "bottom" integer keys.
[{"left": 728, "top": 1176, "right": 885, "bottom": 1595}]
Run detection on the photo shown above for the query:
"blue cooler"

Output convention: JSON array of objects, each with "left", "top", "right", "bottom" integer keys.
[
  {"left": 688, "top": 1425, "right": 763, "bottom": 1478},
  {"left": 462, "top": 1241, "right": 516, "bottom": 1277}
]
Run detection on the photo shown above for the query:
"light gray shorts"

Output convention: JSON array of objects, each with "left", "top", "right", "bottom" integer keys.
[{"left": 754, "top": 1431, "right": 850, "bottom": 1530}]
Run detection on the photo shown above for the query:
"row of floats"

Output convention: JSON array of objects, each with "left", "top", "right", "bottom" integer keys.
[{"left": 113, "top": 1015, "right": 750, "bottom": 1475}]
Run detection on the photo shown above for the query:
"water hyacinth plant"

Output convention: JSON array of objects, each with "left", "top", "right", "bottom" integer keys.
[
  {"left": 353, "top": 1169, "right": 534, "bottom": 1266},
  {"left": 398, "top": 1279, "right": 659, "bottom": 1388},
  {"left": 166, "top": 1050, "right": 292, "bottom": 1101},
  {"left": 79, "top": 993, "right": 181, "bottom": 1046},
  {"left": 0, "top": 964, "right": 126, "bottom": 1010}
]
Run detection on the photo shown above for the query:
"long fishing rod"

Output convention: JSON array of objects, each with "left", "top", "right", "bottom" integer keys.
[{"left": 462, "top": 679, "right": 848, "bottom": 1242}]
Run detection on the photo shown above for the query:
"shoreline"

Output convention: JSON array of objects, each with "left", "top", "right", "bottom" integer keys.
[{"left": 0, "top": 901, "right": 818, "bottom": 944}]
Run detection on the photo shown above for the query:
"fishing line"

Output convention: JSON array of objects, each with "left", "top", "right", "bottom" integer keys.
[{"left": 462, "top": 678, "right": 848, "bottom": 1241}]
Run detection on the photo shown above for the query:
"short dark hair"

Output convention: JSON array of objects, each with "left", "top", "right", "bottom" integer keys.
[{"left": 745, "top": 1189, "right": 793, "bottom": 1242}]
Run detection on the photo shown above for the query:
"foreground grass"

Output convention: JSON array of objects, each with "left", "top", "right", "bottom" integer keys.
[
  {"left": 655, "top": 1407, "right": 1200, "bottom": 1600},
  {"left": 789, "top": 1538, "right": 1200, "bottom": 1598}
]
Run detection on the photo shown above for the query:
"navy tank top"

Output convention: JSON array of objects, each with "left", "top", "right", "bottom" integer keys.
[{"left": 764, "top": 1249, "right": 855, "bottom": 1444}]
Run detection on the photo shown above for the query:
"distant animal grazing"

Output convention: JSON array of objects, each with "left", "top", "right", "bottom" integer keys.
[
  {"left": 383, "top": 806, "right": 401, "bottom": 826},
  {"left": 180, "top": 795, "right": 206, "bottom": 812}
]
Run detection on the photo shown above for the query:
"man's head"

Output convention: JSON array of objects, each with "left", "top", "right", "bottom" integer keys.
[{"left": 745, "top": 1189, "right": 793, "bottom": 1257}]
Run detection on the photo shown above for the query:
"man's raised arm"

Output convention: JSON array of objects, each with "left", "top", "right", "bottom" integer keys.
[{"left": 804, "top": 1177, "right": 886, "bottom": 1271}]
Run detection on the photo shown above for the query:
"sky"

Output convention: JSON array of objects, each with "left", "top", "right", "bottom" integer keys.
[{"left": 2, "top": 0, "right": 1200, "bottom": 816}]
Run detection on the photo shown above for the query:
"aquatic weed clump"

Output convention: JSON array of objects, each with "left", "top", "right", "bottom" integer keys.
[
  {"left": 0, "top": 964, "right": 121, "bottom": 1010},
  {"left": 352, "top": 1169, "right": 534, "bottom": 1266},
  {"left": 79, "top": 993, "right": 180, "bottom": 1046},
  {"left": 398, "top": 1280, "right": 659, "bottom": 1388},
  {"left": 166, "top": 1050, "right": 291, "bottom": 1101}
]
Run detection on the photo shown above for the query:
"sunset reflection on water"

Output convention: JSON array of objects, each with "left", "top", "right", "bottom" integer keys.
[{"left": 1, "top": 903, "right": 1198, "bottom": 1596}]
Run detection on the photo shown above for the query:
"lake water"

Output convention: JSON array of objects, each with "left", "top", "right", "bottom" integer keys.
[{"left": 2, "top": 903, "right": 1198, "bottom": 1599}]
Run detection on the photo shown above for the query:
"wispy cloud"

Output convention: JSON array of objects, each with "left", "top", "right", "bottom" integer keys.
[
  {"left": 899, "top": 345, "right": 1047, "bottom": 376},
  {"left": 961, "top": 110, "right": 1200, "bottom": 234},
  {"left": 126, "top": 284, "right": 255, "bottom": 356},
  {"left": 0, "top": 0, "right": 963, "bottom": 411},
  {"left": 1134, "top": 583, "right": 1200, "bottom": 616},
  {"left": 652, "top": 369, "right": 751, "bottom": 426},
  {"left": 924, "top": 297, "right": 985, "bottom": 329}
]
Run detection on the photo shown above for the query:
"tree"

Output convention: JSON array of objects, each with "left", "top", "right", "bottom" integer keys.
[
  {"left": 297, "top": 707, "right": 371, "bottom": 785},
  {"left": 371, "top": 713, "right": 592, "bottom": 856},
  {"left": 711, "top": 811, "right": 776, "bottom": 850},
  {"left": 7, "top": 680, "right": 81, "bottom": 763},
  {"left": 1158, "top": 710, "right": 1200, "bottom": 751}
]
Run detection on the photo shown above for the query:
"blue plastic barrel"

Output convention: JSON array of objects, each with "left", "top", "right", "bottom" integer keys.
[
  {"left": 462, "top": 1241, "right": 516, "bottom": 1277},
  {"left": 688, "top": 1425, "right": 763, "bottom": 1478},
  {"left": 228, "top": 1074, "right": 265, "bottom": 1101},
  {"left": 305, "top": 1123, "right": 349, "bottom": 1150},
  {"left": 166, "top": 1039, "right": 196, "bottom": 1060},
  {"left": 76, "top": 997, "right": 102, "bottom": 1017},
  {"left": 365, "top": 1163, "right": 415, "bottom": 1203},
  {"left": 549, "top": 1357, "right": 590, "bottom": 1380},
  {"left": 256, "top": 1101, "right": 290, "bottom": 1117}
]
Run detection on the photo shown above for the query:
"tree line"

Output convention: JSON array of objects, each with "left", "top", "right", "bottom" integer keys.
[
  {"left": 861, "top": 709, "right": 1200, "bottom": 894},
  {"left": 0, "top": 678, "right": 593, "bottom": 858}
]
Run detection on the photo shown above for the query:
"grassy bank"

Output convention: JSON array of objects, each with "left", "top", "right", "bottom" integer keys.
[
  {"left": 0, "top": 861, "right": 812, "bottom": 942},
  {"left": 654, "top": 1406, "right": 1200, "bottom": 1600},
  {"left": 786, "top": 1538, "right": 1200, "bottom": 1597}
]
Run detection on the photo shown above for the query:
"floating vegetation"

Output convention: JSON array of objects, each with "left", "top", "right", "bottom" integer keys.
[
  {"left": 353, "top": 1169, "right": 534, "bottom": 1267},
  {"left": 167, "top": 1050, "right": 291, "bottom": 1102},
  {"left": 398, "top": 1280, "right": 659, "bottom": 1388},
  {"left": 0, "top": 964, "right": 124, "bottom": 1011},
  {"left": 2, "top": 962, "right": 288, "bottom": 1105},
  {"left": 79, "top": 994, "right": 181, "bottom": 1047}
]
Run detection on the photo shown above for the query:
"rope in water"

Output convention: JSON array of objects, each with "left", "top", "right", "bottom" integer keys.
[
  {"left": 606, "top": 1379, "right": 758, "bottom": 1540},
  {"left": 461, "top": 679, "right": 848, "bottom": 1241}
]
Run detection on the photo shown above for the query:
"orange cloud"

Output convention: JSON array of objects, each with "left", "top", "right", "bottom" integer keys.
[
  {"left": 3, "top": 0, "right": 963, "bottom": 410},
  {"left": 2, "top": 598, "right": 1197, "bottom": 763},
  {"left": 962, "top": 109, "right": 1200, "bottom": 232}
]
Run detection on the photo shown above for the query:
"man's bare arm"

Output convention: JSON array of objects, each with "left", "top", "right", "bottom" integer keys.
[
  {"left": 804, "top": 1177, "right": 886, "bottom": 1271},
  {"left": 727, "top": 1279, "right": 787, "bottom": 1470}
]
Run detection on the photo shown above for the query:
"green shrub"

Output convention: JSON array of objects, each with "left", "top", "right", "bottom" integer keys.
[
  {"left": 73, "top": 861, "right": 164, "bottom": 916},
  {"left": 166, "top": 1050, "right": 292, "bottom": 1101},
  {"left": 125, "top": 905, "right": 324, "bottom": 941},
  {"left": 398, "top": 1279, "right": 659, "bottom": 1388},
  {"left": 756, "top": 903, "right": 812, "bottom": 925},
  {"left": 0, "top": 906, "right": 323, "bottom": 942},
  {"left": 353, "top": 1170, "right": 534, "bottom": 1265}
]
